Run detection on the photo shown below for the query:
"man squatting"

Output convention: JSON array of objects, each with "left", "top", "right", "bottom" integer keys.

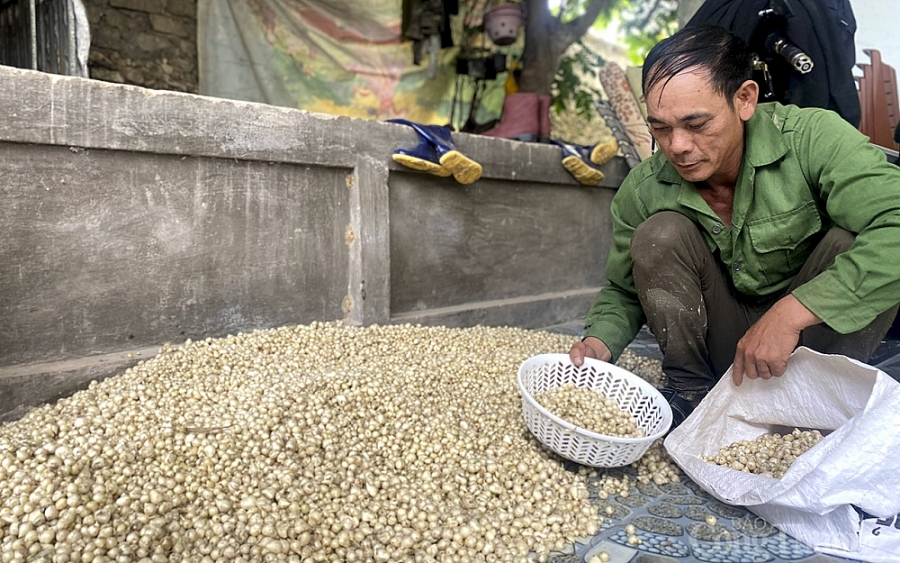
[{"left": 569, "top": 25, "right": 900, "bottom": 428}]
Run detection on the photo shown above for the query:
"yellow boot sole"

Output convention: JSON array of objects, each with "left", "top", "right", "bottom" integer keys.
[
  {"left": 562, "top": 155, "right": 605, "bottom": 186},
  {"left": 590, "top": 138, "right": 619, "bottom": 167},
  {"left": 392, "top": 154, "right": 452, "bottom": 177},
  {"left": 439, "top": 150, "right": 483, "bottom": 185}
]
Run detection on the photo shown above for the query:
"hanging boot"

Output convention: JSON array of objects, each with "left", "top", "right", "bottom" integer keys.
[
  {"left": 552, "top": 141, "right": 605, "bottom": 186},
  {"left": 538, "top": 95, "right": 552, "bottom": 143},
  {"left": 589, "top": 138, "right": 619, "bottom": 167},
  {"left": 391, "top": 135, "right": 452, "bottom": 177},
  {"left": 481, "top": 92, "right": 540, "bottom": 142},
  {"left": 387, "top": 119, "right": 483, "bottom": 185}
]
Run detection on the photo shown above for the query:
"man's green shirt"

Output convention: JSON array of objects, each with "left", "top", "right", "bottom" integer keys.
[{"left": 585, "top": 102, "right": 900, "bottom": 360}]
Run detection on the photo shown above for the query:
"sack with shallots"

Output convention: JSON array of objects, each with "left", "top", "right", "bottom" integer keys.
[{"left": 665, "top": 347, "right": 900, "bottom": 562}]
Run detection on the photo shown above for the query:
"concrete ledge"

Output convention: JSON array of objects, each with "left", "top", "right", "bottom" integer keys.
[
  {"left": 0, "top": 65, "right": 627, "bottom": 187},
  {"left": 391, "top": 287, "right": 602, "bottom": 329}
]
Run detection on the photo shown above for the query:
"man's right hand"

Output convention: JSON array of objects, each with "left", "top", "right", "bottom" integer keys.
[{"left": 568, "top": 336, "right": 612, "bottom": 367}]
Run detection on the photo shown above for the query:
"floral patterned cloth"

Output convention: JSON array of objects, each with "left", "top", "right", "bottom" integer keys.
[{"left": 197, "top": 0, "right": 506, "bottom": 125}]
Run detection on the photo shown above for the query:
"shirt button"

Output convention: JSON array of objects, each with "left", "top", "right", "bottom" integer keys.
[
  {"left": 733, "top": 262, "right": 742, "bottom": 271},
  {"left": 712, "top": 224, "right": 723, "bottom": 234}
]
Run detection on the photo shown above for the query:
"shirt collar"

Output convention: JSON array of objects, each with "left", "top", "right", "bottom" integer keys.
[
  {"left": 743, "top": 105, "right": 789, "bottom": 167},
  {"left": 653, "top": 104, "right": 789, "bottom": 184}
]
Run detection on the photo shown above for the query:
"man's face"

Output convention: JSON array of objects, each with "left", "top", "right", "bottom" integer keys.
[{"left": 645, "top": 68, "right": 756, "bottom": 184}]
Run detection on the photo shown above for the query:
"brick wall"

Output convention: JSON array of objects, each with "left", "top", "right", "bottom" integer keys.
[{"left": 84, "top": 0, "right": 197, "bottom": 92}]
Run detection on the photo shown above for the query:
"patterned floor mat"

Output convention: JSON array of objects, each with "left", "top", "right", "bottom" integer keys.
[
  {"left": 546, "top": 464, "right": 853, "bottom": 563},
  {"left": 540, "top": 324, "right": 863, "bottom": 563}
]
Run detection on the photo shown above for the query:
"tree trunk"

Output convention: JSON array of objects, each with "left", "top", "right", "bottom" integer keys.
[
  {"left": 517, "top": 0, "right": 564, "bottom": 96},
  {"left": 517, "top": 0, "right": 613, "bottom": 96}
]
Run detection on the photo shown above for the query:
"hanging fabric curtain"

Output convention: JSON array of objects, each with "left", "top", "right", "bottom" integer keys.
[{"left": 197, "top": 0, "right": 484, "bottom": 124}]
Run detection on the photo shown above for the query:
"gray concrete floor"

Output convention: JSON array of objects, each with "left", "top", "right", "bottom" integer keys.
[{"left": 538, "top": 322, "right": 869, "bottom": 563}]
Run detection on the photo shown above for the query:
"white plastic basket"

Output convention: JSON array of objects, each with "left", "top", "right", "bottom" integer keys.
[{"left": 518, "top": 353, "right": 672, "bottom": 468}]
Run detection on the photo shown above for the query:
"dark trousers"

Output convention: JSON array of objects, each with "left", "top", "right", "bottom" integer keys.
[{"left": 631, "top": 212, "right": 898, "bottom": 399}]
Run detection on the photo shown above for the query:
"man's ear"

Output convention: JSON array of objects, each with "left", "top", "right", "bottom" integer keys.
[{"left": 734, "top": 79, "right": 759, "bottom": 122}]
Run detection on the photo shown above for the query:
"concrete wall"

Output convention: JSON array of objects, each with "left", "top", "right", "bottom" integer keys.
[
  {"left": 854, "top": 0, "right": 900, "bottom": 74},
  {"left": 0, "top": 65, "right": 625, "bottom": 419}
]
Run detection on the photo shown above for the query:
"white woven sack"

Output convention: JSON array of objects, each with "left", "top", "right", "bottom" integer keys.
[
  {"left": 518, "top": 354, "right": 671, "bottom": 467},
  {"left": 665, "top": 347, "right": 900, "bottom": 562}
]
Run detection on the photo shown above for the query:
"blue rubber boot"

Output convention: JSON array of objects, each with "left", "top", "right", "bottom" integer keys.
[
  {"left": 551, "top": 140, "right": 605, "bottom": 186},
  {"left": 387, "top": 119, "right": 482, "bottom": 185},
  {"left": 392, "top": 136, "right": 452, "bottom": 177},
  {"left": 659, "top": 387, "right": 696, "bottom": 431}
]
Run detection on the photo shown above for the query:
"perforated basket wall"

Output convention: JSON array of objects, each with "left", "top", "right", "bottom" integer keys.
[{"left": 517, "top": 354, "right": 672, "bottom": 468}]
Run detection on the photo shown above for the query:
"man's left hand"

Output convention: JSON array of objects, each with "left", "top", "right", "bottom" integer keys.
[{"left": 732, "top": 295, "right": 821, "bottom": 386}]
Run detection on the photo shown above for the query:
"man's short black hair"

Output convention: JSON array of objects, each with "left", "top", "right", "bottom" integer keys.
[{"left": 642, "top": 25, "right": 754, "bottom": 107}]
